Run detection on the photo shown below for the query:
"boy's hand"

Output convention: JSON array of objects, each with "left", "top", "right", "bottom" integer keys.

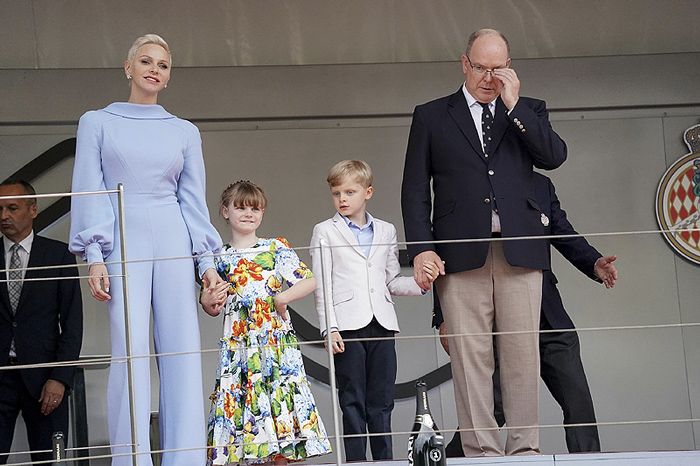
[
  {"left": 324, "top": 331, "right": 345, "bottom": 354},
  {"left": 422, "top": 262, "right": 441, "bottom": 286},
  {"left": 201, "top": 281, "right": 228, "bottom": 317},
  {"left": 414, "top": 251, "right": 445, "bottom": 290}
]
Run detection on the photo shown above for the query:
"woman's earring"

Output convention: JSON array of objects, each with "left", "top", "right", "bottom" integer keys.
[{"left": 126, "top": 74, "right": 132, "bottom": 80}]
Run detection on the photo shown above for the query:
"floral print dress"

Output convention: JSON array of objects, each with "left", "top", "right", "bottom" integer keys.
[{"left": 207, "top": 238, "right": 332, "bottom": 465}]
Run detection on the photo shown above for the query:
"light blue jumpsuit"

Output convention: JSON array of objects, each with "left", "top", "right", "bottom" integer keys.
[{"left": 70, "top": 102, "right": 222, "bottom": 466}]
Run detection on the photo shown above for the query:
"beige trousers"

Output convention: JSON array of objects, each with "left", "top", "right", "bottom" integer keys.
[{"left": 437, "top": 243, "right": 542, "bottom": 456}]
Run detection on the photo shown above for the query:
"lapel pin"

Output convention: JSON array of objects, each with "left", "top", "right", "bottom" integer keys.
[{"left": 541, "top": 213, "right": 550, "bottom": 227}]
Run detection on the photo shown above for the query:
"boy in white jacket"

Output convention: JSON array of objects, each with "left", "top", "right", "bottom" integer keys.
[{"left": 310, "top": 160, "right": 437, "bottom": 461}]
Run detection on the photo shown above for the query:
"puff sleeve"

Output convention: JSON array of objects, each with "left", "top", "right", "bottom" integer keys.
[
  {"left": 176, "top": 123, "right": 223, "bottom": 278},
  {"left": 69, "top": 111, "right": 115, "bottom": 264}
]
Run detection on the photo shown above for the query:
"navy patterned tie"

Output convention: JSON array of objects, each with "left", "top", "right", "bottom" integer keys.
[
  {"left": 8, "top": 243, "right": 22, "bottom": 314},
  {"left": 480, "top": 102, "right": 493, "bottom": 155},
  {"left": 480, "top": 102, "right": 497, "bottom": 211}
]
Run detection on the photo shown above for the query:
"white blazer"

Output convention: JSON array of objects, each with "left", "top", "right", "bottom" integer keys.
[{"left": 310, "top": 212, "right": 423, "bottom": 335}]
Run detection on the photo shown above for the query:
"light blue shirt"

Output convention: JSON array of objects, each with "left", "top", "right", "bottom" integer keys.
[{"left": 342, "top": 212, "right": 374, "bottom": 257}]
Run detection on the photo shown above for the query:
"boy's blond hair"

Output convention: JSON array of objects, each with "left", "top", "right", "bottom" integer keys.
[{"left": 326, "top": 160, "right": 373, "bottom": 188}]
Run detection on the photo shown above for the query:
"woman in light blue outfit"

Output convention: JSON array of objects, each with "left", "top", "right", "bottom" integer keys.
[{"left": 69, "top": 34, "right": 223, "bottom": 466}]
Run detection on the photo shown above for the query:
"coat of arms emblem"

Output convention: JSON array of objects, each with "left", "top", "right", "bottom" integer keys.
[{"left": 655, "top": 123, "right": 700, "bottom": 265}]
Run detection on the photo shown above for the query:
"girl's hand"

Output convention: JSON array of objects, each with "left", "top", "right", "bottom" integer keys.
[
  {"left": 273, "top": 294, "right": 289, "bottom": 321},
  {"left": 324, "top": 331, "right": 345, "bottom": 354},
  {"left": 201, "top": 280, "right": 228, "bottom": 317},
  {"left": 88, "top": 263, "right": 111, "bottom": 301},
  {"left": 203, "top": 268, "right": 225, "bottom": 289}
]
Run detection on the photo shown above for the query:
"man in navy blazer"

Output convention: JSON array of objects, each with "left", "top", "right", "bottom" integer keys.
[
  {"left": 401, "top": 29, "right": 567, "bottom": 455},
  {"left": 0, "top": 180, "right": 82, "bottom": 464},
  {"left": 433, "top": 172, "right": 618, "bottom": 455}
]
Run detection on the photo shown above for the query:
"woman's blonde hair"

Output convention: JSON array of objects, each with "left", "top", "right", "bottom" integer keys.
[
  {"left": 126, "top": 34, "right": 172, "bottom": 65},
  {"left": 219, "top": 180, "right": 268, "bottom": 217}
]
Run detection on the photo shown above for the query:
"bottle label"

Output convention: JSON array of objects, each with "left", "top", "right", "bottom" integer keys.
[
  {"left": 414, "top": 413, "right": 434, "bottom": 427},
  {"left": 429, "top": 447, "right": 443, "bottom": 463}
]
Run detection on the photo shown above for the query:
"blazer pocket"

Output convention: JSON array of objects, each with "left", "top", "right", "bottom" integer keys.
[
  {"left": 333, "top": 289, "right": 354, "bottom": 306},
  {"left": 384, "top": 291, "right": 395, "bottom": 305},
  {"left": 527, "top": 197, "right": 541, "bottom": 211},
  {"left": 433, "top": 200, "right": 456, "bottom": 219}
]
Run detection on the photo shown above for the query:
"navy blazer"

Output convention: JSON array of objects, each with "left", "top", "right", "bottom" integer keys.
[
  {"left": 432, "top": 173, "right": 602, "bottom": 330},
  {"left": 401, "top": 89, "right": 567, "bottom": 273},
  {"left": 0, "top": 235, "right": 83, "bottom": 398}
]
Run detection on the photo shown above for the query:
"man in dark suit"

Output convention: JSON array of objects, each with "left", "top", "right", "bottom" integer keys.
[
  {"left": 0, "top": 179, "right": 82, "bottom": 464},
  {"left": 433, "top": 172, "right": 618, "bottom": 456},
  {"left": 401, "top": 28, "right": 567, "bottom": 455}
]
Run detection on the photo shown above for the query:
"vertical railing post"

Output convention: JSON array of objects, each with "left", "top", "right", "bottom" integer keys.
[
  {"left": 117, "top": 183, "right": 140, "bottom": 466},
  {"left": 318, "top": 238, "right": 343, "bottom": 466}
]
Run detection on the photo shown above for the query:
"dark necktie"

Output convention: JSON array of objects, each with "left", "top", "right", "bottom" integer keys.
[
  {"left": 480, "top": 102, "right": 493, "bottom": 156},
  {"left": 8, "top": 243, "right": 22, "bottom": 313},
  {"left": 480, "top": 102, "right": 498, "bottom": 212}
]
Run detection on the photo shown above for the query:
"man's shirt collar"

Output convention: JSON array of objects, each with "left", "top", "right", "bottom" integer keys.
[{"left": 3, "top": 230, "right": 34, "bottom": 255}]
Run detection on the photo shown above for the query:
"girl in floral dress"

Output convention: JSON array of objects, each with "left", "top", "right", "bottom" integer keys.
[{"left": 202, "top": 181, "right": 332, "bottom": 465}]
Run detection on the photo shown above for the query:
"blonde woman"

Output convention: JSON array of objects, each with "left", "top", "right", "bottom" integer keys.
[{"left": 70, "top": 34, "right": 223, "bottom": 466}]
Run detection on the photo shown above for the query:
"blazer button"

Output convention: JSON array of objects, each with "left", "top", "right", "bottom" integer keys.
[
  {"left": 12, "top": 322, "right": 18, "bottom": 328},
  {"left": 484, "top": 198, "right": 491, "bottom": 204},
  {"left": 488, "top": 170, "right": 494, "bottom": 175},
  {"left": 370, "top": 288, "right": 375, "bottom": 293}
]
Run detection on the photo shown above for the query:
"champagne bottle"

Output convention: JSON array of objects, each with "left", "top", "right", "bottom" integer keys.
[{"left": 408, "top": 381, "right": 446, "bottom": 466}]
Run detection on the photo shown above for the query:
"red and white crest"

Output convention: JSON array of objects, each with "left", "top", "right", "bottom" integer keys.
[{"left": 655, "top": 123, "right": 700, "bottom": 265}]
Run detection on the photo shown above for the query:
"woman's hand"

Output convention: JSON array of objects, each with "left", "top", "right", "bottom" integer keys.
[
  {"left": 201, "top": 281, "right": 228, "bottom": 317},
  {"left": 88, "top": 263, "right": 111, "bottom": 301}
]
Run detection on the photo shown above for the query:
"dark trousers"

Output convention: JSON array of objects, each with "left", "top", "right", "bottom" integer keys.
[
  {"left": 446, "top": 319, "right": 600, "bottom": 456},
  {"left": 334, "top": 318, "right": 396, "bottom": 461},
  {"left": 0, "top": 370, "right": 69, "bottom": 464}
]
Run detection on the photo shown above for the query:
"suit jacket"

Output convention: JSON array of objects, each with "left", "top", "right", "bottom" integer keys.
[
  {"left": 311, "top": 213, "right": 423, "bottom": 335},
  {"left": 401, "top": 89, "right": 567, "bottom": 273},
  {"left": 432, "top": 173, "right": 602, "bottom": 330},
  {"left": 0, "top": 235, "right": 83, "bottom": 398}
]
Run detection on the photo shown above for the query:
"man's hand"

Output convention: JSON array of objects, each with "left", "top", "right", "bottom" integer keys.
[
  {"left": 88, "top": 263, "right": 111, "bottom": 301},
  {"left": 438, "top": 322, "right": 450, "bottom": 355},
  {"left": 324, "top": 330, "right": 345, "bottom": 354},
  {"left": 414, "top": 251, "right": 445, "bottom": 290},
  {"left": 492, "top": 67, "right": 520, "bottom": 111},
  {"left": 594, "top": 255, "right": 618, "bottom": 289},
  {"left": 39, "top": 379, "right": 65, "bottom": 416}
]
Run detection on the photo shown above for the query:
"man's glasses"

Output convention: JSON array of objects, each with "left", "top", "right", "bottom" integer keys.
[{"left": 466, "top": 56, "right": 510, "bottom": 76}]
